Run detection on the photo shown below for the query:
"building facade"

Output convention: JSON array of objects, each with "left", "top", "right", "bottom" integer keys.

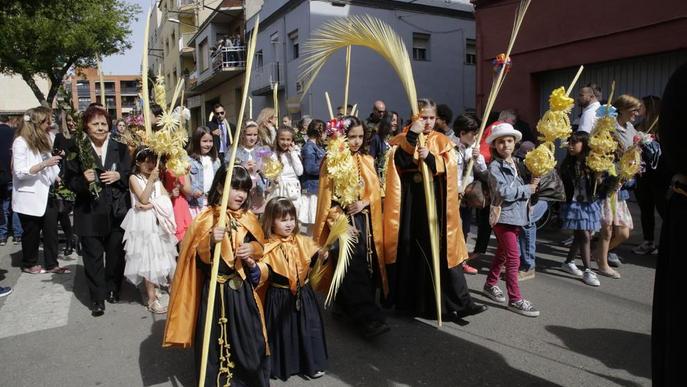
[
  {"left": 472, "top": 0, "right": 687, "bottom": 126},
  {"left": 246, "top": 0, "right": 477, "bottom": 124},
  {"left": 0, "top": 74, "right": 52, "bottom": 115},
  {"left": 64, "top": 68, "right": 140, "bottom": 119}
]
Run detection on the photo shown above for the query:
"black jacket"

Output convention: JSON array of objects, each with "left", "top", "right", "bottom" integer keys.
[{"left": 64, "top": 138, "right": 131, "bottom": 237}]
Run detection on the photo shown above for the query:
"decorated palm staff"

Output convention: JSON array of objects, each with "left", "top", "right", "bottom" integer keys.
[
  {"left": 524, "top": 66, "right": 583, "bottom": 177},
  {"left": 162, "top": 16, "right": 268, "bottom": 387},
  {"left": 384, "top": 99, "right": 487, "bottom": 323},
  {"left": 461, "top": 0, "right": 531, "bottom": 192},
  {"left": 587, "top": 81, "right": 619, "bottom": 191},
  {"left": 300, "top": 14, "right": 445, "bottom": 326},
  {"left": 311, "top": 116, "right": 390, "bottom": 338}
]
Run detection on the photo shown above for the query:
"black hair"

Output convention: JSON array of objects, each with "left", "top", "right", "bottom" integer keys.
[
  {"left": 453, "top": 113, "right": 480, "bottom": 135},
  {"left": 560, "top": 131, "right": 591, "bottom": 179},
  {"left": 377, "top": 114, "right": 393, "bottom": 139},
  {"left": 584, "top": 83, "right": 602, "bottom": 100},
  {"left": 150, "top": 103, "right": 163, "bottom": 117},
  {"left": 207, "top": 165, "right": 253, "bottom": 209},
  {"left": 132, "top": 147, "right": 157, "bottom": 175},
  {"left": 436, "top": 104, "right": 453, "bottom": 125},
  {"left": 213, "top": 103, "right": 224, "bottom": 112},
  {"left": 342, "top": 115, "right": 370, "bottom": 154}
]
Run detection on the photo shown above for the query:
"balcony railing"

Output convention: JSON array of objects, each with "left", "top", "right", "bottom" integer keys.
[
  {"left": 212, "top": 46, "right": 246, "bottom": 72},
  {"left": 120, "top": 86, "right": 138, "bottom": 95}
]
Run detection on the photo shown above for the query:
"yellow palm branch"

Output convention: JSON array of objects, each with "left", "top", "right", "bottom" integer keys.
[
  {"left": 309, "top": 214, "right": 357, "bottom": 308},
  {"left": 299, "top": 15, "right": 418, "bottom": 114}
]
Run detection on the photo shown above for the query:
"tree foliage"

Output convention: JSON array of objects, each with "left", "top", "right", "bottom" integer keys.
[{"left": 0, "top": 0, "right": 141, "bottom": 105}]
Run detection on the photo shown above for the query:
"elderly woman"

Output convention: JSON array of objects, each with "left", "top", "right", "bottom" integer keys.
[
  {"left": 12, "top": 106, "right": 66, "bottom": 274},
  {"left": 64, "top": 105, "right": 131, "bottom": 317}
]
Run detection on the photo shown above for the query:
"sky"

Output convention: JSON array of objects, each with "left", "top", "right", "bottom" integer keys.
[{"left": 101, "top": 0, "right": 151, "bottom": 75}]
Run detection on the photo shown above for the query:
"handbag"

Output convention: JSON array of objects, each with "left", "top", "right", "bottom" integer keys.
[
  {"left": 463, "top": 179, "right": 490, "bottom": 208},
  {"left": 536, "top": 169, "right": 566, "bottom": 202}
]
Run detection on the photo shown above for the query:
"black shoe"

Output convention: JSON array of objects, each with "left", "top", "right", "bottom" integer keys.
[
  {"left": 106, "top": 291, "right": 120, "bottom": 304},
  {"left": 13, "top": 236, "right": 21, "bottom": 245},
  {"left": 455, "top": 303, "right": 488, "bottom": 319},
  {"left": 362, "top": 320, "right": 390, "bottom": 339},
  {"left": 0, "top": 237, "right": 6, "bottom": 246},
  {"left": 63, "top": 239, "right": 74, "bottom": 256},
  {"left": 74, "top": 236, "right": 82, "bottom": 256},
  {"left": 91, "top": 302, "right": 105, "bottom": 317}
]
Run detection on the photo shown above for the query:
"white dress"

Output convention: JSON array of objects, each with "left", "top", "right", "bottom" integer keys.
[
  {"left": 268, "top": 149, "right": 303, "bottom": 210},
  {"left": 121, "top": 175, "right": 178, "bottom": 286}
]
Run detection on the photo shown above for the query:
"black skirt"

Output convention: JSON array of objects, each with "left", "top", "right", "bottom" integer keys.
[
  {"left": 265, "top": 283, "right": 327, "bottom": 381},
  {"left": 334, "top": 209, "right": 386, "bottom": 325},
  {"left": 387, "top": 172, "right": 474, "bottom": 319},
  {"left": 194, "top": 271, "right": 270, "bottom": 387}
]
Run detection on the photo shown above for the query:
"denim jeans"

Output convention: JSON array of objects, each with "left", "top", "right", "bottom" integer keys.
[
  {"left": 0, "top": 185, "right": 23, "bottom": 239},
  {"left": 518, "top": 201, "right": 548, "bottom": 271}
]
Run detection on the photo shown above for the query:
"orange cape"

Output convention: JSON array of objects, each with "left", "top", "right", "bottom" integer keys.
[
  {"left": 163, "top": 207, "right": 267, "bottom": 349},
  {"left": 261, "top": 234, "right": 319, "bottom": 295},
  {"left": 383, "top": 130, "right": 468, "bottom": 269},
  {"left": 312, "top": 153, "right": 388, "bottom": 296}
]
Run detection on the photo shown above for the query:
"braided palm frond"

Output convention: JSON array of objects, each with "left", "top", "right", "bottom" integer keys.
[{"left": 299, "top": 15, "right": 418, "bottom": 115}]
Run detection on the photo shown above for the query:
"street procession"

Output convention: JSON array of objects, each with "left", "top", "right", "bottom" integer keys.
[{"left": 1, "top": 0, "right": 684, "bottom": 386}]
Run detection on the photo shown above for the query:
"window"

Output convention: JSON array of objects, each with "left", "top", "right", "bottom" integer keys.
[
  {"left": 412, "top": 33, "right": 430, "bottom": 61},
  {"left": 289, "top": 30, "right": 299, "bottom": 60},
  {"left": 199, "top": 38, "right": 208, "bottom": 71},
  {"left": 466, "top": 38, "right": 476, "bottom": 65},
  {"left": 78, "top": 97, "right": 91, "bottom": 111},
  {"left": 255, "top": 50, "right": 263, "bottom": 68}
]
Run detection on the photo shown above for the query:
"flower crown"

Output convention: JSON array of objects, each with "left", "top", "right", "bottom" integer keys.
[{"left": 326, "top": 117, "right": 353, "bottom": 138}]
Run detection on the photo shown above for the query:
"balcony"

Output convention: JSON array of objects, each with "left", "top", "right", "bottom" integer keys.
[
  {"left": 179, "top": 32, "right": 196, "bottom": 57},
  {"left": 212, "top": 46, "right": 246, "bottom": 72},
  {"left": 188, "top": 46, "right": 246, "bottom": 95},
  {"left": 177, "top": 0, "right": 195, "bottom": 12},
  {"left": 120, "top": 86, "right": 138, "bottom": 95}
]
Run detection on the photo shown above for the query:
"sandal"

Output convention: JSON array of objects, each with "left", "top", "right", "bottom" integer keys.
[
  {"left": 22, "top": 265, "right": 47, "bottom": 274},
  {"left": 48, "top": 266, "right": 71, "bottom": 274},
  {"left": 597, "top": 269, "right": 621, "bottom": 279},
  {"left": 147, "top": 299, "right": 168, "bottom": 314}
]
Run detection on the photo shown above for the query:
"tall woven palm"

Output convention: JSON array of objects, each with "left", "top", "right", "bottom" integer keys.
[{"left": 299, "top": 15, "right": 443, "bottom": 326}]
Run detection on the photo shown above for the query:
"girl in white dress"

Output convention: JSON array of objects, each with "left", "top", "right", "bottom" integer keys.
[
  {"left": 121, "top": 148, "right": 178, "bottom": 313},
  {"left": 268, "top": 127, "right": 303, "bottom": 212}
]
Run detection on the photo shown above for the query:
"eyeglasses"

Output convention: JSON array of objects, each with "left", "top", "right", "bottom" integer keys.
[{"left": 216, "top": 111, "right": 225, "bottom": 115}]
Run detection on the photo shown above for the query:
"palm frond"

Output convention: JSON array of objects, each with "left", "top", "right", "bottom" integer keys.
[
  {"left": 324, "top": 219, "right": 357, "bottom": 308},
  {"left": 299, "top": 15, "right": 418, "bottom": 115},
  {"left": 308, "top": 214, "right": 357, "bottom": 308}
]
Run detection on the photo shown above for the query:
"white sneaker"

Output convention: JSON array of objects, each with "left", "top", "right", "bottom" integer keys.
[
  {"left": 483, "top": 284, "right": 506, "bottom": 303},
  {"left": 561, "top": 262, "right": 584, "bottom": 277},
  {"left": 582, "top": 269, "right": 600, "bottom": 287},
  {"left": 508, "top": 299, "right": 540, "bottom": 317}
]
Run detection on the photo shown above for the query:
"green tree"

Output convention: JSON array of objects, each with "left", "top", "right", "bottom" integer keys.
[{"left": 0, "top": 0, "right": 141, "bottom": 105}]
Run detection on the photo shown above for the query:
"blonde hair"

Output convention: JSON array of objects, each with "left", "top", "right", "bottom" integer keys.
[
  {"left": 15, "top": 106, "right": 53, "bottom": 153},
  {"left": 612, "top": 94, "right": 641, "bottom": 113},
  {"left": 256, "top": 107, "right": 275, "bottom": 147}
]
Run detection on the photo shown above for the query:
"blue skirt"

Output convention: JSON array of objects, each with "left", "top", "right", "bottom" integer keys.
[{"left": 560, "top": 201, "right": 602, "bottom": 231}]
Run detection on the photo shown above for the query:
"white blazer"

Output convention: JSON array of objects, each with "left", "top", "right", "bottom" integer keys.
[{"left": 11, "top": 136, "right": 60, "bottom": 217}]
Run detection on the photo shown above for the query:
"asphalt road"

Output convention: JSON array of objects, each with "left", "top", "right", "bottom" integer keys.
[{"left": 0, "top": 203, "right": 654, "bottom": 387}]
